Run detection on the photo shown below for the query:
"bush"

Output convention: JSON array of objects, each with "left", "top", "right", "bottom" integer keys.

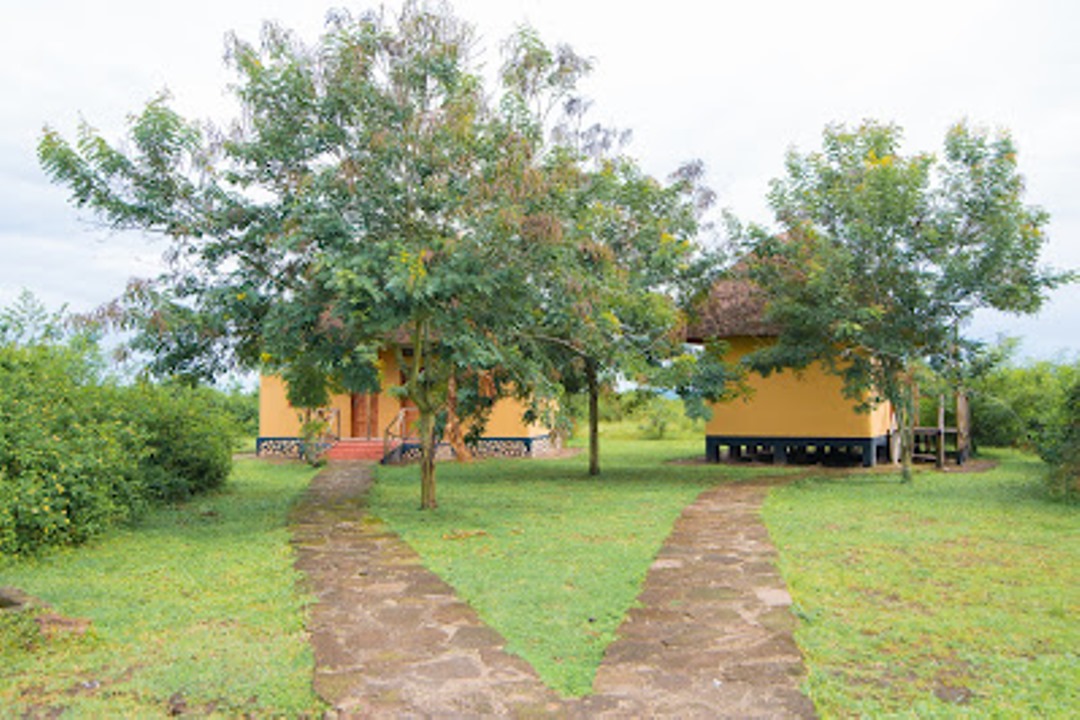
[
  {"left": 0, "top": 341, "right": 236, "bottom": 555},
  {"left": 969, "top": 360, "right": 1079, "bottom": 450},
  {"left": 210, "top": 384, "right": 259, "bottom": 437},
  {"left": 1039, "top": 380, "right": 1080, "bottom": 502},
  {"left": 126, "top": 384, "right": 236, "bottom": 503},
  {"left": 637, "top": 395, "right": 682, "bottom": 439},
  {"left": 0, "top": 345, "right": 145, "bottom": 554}
]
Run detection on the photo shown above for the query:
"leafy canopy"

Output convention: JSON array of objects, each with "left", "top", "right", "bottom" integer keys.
[{"left": 732, "top": 120, "right": 1069, "bottom": 477}]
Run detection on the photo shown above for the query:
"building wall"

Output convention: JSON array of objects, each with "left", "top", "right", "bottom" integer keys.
[
  {"left": 481, "top": 394, "right": 550, "bottom": 438},
  {"left": 258, "top": 374, "right": 353, "bottom": 438},
  {"left": 706, "top": 336, "right": 893, "bottom": 439},
  {"left": 258, "top": 349, "right": 549, "bottom": 441},
  {"left": 373, "top": 350, "right": 404, "bottom": 438}
]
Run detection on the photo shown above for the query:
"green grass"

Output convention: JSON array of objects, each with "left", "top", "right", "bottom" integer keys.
[
  {"left": 762, "top": 449, "right": 1080, "bottom": 718},
  {"left": 0, "top": 459, "right": 323, "bottom": 718},
  {"left": 592, "top": 408, "right": 706, "bottom": 442},
  {"left": 233, "top": 434, "right": 258, "bottom": 453},
  {"left": 14, "top": 433, "right": 1066, "bottom": 715},
  {"left": 369, "top": 437, "right": 790, "bottom": 696}
]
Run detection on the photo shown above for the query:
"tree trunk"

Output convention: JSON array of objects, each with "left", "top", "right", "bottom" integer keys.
[
  {"left": 956, "top": 388, "right": 970, "bottom": 463},
  {"left": 936, "top": 394, "right": 946, "bottom": 470},
  {"left": 445, "top": 373, "right": 472, "bottom": 463},
  {"left": 587, "top": 358, "right": 600, "bottom": 476},
  {"left": 418, "top": 408, "right": 438, "bottom": 509},
  {"left": 898, "top": 376, "right": 915, "bottom": 483},
  {"left": 300, "top": 408, "right": 316, "bottom": 465}
]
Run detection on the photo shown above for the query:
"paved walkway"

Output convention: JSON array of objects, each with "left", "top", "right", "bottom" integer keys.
[{"left": 290, "top": 462, "right": 816, "bottom": 718}]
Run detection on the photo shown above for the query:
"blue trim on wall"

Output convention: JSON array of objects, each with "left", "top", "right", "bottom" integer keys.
[
  {"left": 256, "top": 436, "right": 331, "bottom": 457},
  {"left": 259, "top": 434, "right": 554, "bottom": 463},
  {"left": 384, "top": 434, "right": 553, "bottom": 464}
]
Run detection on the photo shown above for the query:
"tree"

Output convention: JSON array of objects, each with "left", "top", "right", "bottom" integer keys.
[
  {"left": 1040, "top": 378, "right": 1080, "bottom": 502},
  {"left": 498, "top": 39, "right": 724, "bottom": 475},
  {"left": 733, "top": 121, "right": 1070, "bottom": 481},
  {"left": 39, "top": 3, "right": 579, "bottom": 508}
]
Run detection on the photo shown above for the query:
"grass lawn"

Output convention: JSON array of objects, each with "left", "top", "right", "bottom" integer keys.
[
  {"left": 0, "top": 459, "right": 323, "bottom": 718},
  {"left": 369, "top": 436, "right": 789, "bottom": 696},
  {"left": 762, "top": 449, "right": 1080, "bottom": 718}
]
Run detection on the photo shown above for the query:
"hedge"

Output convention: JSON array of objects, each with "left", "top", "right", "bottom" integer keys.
[{"left": 0, "top": 343, "right": 236, "bottom": 555}]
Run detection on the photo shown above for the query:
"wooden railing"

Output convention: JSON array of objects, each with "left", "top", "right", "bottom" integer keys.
[{"left": 383, "top": 407, "right": 419, "bottom": 463}]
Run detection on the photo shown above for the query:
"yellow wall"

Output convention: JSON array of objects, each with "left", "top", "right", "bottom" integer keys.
[
  {"left": 373, "top": 350, "right": 404, "bottom": 438},
  {"left": 258, "top": 350, "right": 549, "bottom": 440},
  {"left": 259, "top": 374, "right": 353, "bottom": 438},
  {"left": 482, "top": 395, "right": 550, "bottom": 438},
  {"left": 259, "top": 375, "right": 300, "bottom": 438},
  {"left": 706, "top": 336, "right": 893, "bottom": 439}
]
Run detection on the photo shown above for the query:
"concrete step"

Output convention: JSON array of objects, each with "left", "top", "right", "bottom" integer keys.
[{"left": 325, "top": 439, "right": 386, "bottom": 461}]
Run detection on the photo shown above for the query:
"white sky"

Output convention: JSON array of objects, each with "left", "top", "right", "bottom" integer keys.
[{"left": 2, "top": 0, "right": 1077, "bottom": 361}]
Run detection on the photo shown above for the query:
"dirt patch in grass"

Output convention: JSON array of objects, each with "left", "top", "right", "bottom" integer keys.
[{"left": 942, "top": 457, "right": 998, "bottom": 473}]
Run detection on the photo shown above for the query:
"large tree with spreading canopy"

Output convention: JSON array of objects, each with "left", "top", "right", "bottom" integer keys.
[
  {"left": 39, "top": 2, "right": 594, "bottom": 508},
  {"left": 731, "top": 120, "right": 1070, "bottom": 481},
  {"left": 39, "top": 1, "right": 727, "bottom": 505}
]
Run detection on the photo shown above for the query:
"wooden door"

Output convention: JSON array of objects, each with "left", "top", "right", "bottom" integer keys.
[{"left": 351, "top": 393, "right": 379, "bottom": 439}]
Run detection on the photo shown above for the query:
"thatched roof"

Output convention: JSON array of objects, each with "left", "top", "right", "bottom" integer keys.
[{"left": 685, "top": 277, "right": 778, "bottom": 341}]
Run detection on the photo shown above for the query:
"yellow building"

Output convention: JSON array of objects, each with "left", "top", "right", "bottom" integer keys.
[
  {"left": 688, "top": 279, "right": 895, "bottom": 467},
  {"left": 258, "top": 350, "right": 554, "bottom": 462}
]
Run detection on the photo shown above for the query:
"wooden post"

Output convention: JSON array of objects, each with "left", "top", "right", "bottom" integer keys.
[
  {"left": 956, "top": 390, "right": 970, "bottom": 464},
  {"left": 913, "top": 383, "right": 921, "bottom": 428},
  {"left": 936, "top": 394, "right": 946, "bottom": 469}
]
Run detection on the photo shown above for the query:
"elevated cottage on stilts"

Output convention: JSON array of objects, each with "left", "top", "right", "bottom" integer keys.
[
  {"left": 687, "top": 278, "right": 894, "bottom": 467},
  {"left": 688, "top": 277, "right": 972, "bottom": 467}
]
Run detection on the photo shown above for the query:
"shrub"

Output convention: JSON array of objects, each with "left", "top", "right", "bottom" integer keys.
[
  {"left": 0, "top": 341, "right": 236, "bottom": 554},
  {"left": 1039, "top": 380, "right": 1080, "bottom": 502},
  {"left": 969, "top": 360, "right": 1079, "bottom": 450},
  {"left": 210, "top": 384, "right": 259, "bottom": 437},
  {"left": 127, "top": 384, "right": 236, "bottom": 503},
  {"left": 0, "top": 346, "right": 146, "bottom": 554},
  {"left": 638, "top": 395, "right": 682, "bottom": 439}
]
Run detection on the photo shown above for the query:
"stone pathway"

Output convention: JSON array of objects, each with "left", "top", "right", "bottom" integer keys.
[{"left": 290, "top": 462, "right": 816, "bottom": 718}]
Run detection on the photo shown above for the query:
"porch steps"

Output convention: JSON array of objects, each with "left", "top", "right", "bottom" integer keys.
[{"left": 325, "top": 439, "right": 386, "bottom": 462}]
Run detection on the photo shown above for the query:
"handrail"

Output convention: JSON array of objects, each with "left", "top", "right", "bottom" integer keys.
[
  {"left": 297, "top": 406, "right": 340, "bottom": 462},
  {"left": 383, "top": 406, "right": 420, "bottom": 462}
]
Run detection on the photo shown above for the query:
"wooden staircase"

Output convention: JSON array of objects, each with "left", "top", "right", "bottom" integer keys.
[{"left": 323, "top": 438, "right": 387, "bottom": 462}]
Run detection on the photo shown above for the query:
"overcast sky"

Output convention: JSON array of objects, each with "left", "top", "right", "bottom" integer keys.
[{"left": 2, "top": 0, "right": 1077, "bottom": 361}]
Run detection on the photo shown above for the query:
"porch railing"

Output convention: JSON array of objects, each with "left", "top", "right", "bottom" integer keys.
[{"left": 383, "top": 407, "right": 419, "bottom": 463}]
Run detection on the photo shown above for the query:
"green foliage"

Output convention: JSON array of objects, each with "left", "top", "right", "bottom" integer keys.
[
  {"left": 210, "top": 383, "right": 259, "bottom": 437},
  {"left": 517, "top": 133, "right": 720, "bottom": 474},
  {"left": 968, "top": 356, "right": 1079, "bottom": 450},
  {"left": 636, "top": 395, "right": 683, "bottom": 439},
  {"left": 298, "top": 412, "right": 331, "bottom": 467},
  {"left": 124, "top": 383, "right": 236, "bottom": 503},
  {"left": 0, "top": 301, "right": 237, "bottom": 554},
  {"left": 736, "top": 120, "right": 1070, "bottom": 481},
  {"left": 0, "top": 344, "right": 145, "bottom": 554},
  {"left": 38, "top": 2, "right": 622, "bottom": 506},
  {"left": 763, "top": 450, "right": 1079, "bottom": 717},
  {"left": 561, "top": 390, "right": 705, "bottom": 441},
  {"left": 0, "top": 459, "right": 323, "bottom": 716},
  {"left": 591, "top": 387, "right": 648, "bottom": 424},
  {"left": 1039, "top": 379, "right": 1080, "bottom": 501}
]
